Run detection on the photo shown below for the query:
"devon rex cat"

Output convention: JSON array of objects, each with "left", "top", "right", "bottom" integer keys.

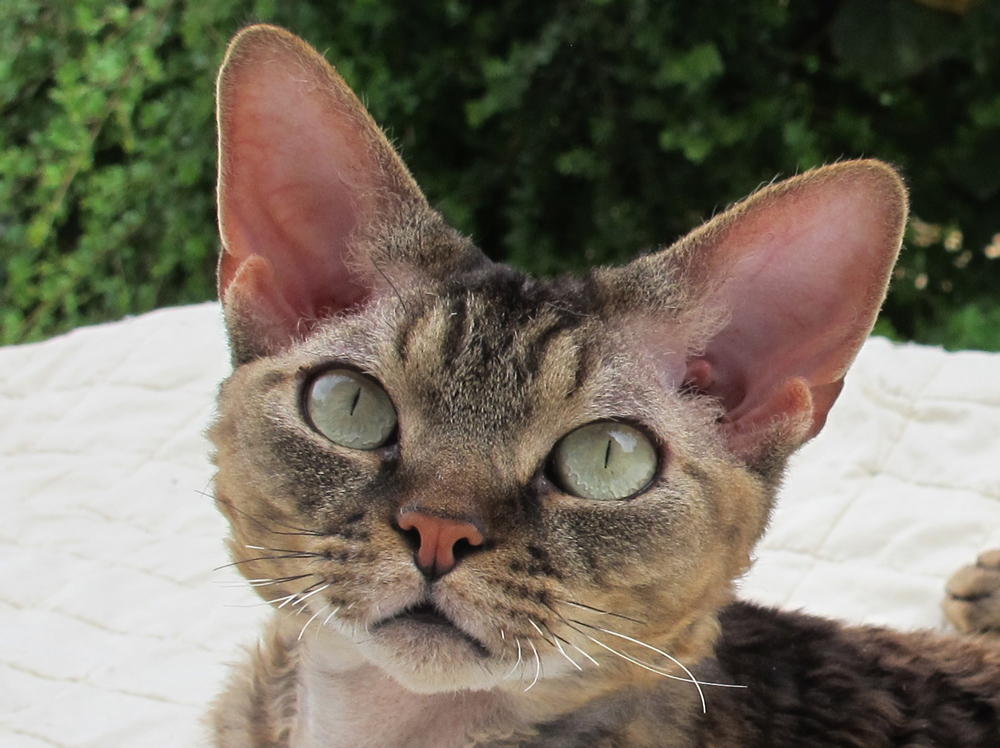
[{"left": 208, "top": 24, "right": 1000, "bottom": 748}]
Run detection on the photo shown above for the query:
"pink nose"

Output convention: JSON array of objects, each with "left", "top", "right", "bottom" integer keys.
[{"left": 397, "top": 510, "right": 484, "bottom": 577}]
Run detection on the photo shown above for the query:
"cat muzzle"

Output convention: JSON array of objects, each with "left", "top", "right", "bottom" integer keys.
[{"left": 371, "top": 601, "right": 491, "bottom": 658}]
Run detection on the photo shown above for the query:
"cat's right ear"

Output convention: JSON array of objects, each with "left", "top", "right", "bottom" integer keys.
[
  {"left": 216, "top": 25, "right": 463, "bottom": 363},
  {"left": 600, "top": 161, "right": 907, "bottom": 468}
]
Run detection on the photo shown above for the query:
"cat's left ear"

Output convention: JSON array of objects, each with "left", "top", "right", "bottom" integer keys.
[
  {"left": 215, "top": 25, "right": 483, "bottom": 363},
  {"left": 603, "top": 161, "right": 907, "bottom": 465}
]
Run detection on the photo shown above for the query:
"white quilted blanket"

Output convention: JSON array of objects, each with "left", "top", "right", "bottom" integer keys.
[{"left": 2, "top": 303, "right": 999, "bottom": 747}]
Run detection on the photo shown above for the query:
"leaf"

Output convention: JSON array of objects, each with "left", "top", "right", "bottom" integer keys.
[
  {"left": 655, "top": 43, "right": 724, "bottom": 92},
  {"left": 830, "top": 0, "right": 961, "bottom": 80}
]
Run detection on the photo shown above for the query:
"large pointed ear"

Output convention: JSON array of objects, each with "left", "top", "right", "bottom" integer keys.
[
  {"left": 602, "top": 161, "right": 907, "bottom": 466},
  {"left": 215, "top": 25, "right": 481, "bottom": 363}
]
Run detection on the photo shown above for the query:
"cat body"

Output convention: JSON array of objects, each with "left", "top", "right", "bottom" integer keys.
[
  {"left": 213, "top": 602, "right": 1000, "bottom": 747},
  {"left": 209, "top": 25, "right": 1000, "bottom": 747}
]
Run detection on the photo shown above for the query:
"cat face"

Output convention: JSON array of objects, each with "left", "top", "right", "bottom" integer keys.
[
  {"left": 211, "top": 25, "right": 907, "bottom": 695},
  {"left": 213, "top": 259, "right": 769, "bottom": 692}
]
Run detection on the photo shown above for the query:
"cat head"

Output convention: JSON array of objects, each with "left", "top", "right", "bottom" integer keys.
[{"left": 211, "top": 25, "right": 907, "bottom": 696}]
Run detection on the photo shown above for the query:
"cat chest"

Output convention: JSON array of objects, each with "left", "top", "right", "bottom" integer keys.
[{"left": 294, "top": 659, "right": 519, "bottom": 748}]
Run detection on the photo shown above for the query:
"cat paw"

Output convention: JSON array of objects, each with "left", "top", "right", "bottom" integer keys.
[{"left": 943, "top": 549, "right": 1000, "bottom": 634}]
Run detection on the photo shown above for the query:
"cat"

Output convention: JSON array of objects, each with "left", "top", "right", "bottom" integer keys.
[{"left": 208, "top": 24, "right": 1000, "bottom": 748}]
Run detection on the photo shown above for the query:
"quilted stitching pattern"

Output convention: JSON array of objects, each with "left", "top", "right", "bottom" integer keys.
[
  {"left": 1, "top": 305, "right": 998, "bottom": 746},
  {"left": 742, "top": 338, "right": 1000, "bottom": 627},
  {"left": 1, "top": 305, "right": 264, "bottom": 747}
]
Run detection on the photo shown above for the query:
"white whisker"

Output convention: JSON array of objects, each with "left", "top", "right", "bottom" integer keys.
[
  {"left": 239, "top": 574, "right": 313, "bottom": 589},
  {"left": 524, "top": 639, "right": 542, "bottom": 692},
  {"left": 322, "top": 607, "right": 342, "bottom": 627},
  {"left": 298, "top": 606, "right": 326, "bottom": 641},
  {"left": 551, "top": 635, "right": 584, "bottom": 672},
  {"left": 589, "top": 625, "right": 703, "bottom": 689},
  {"left": 528, "top": 620, "right": 550, "bottom": 643},
  {"left": 504, "top": 637, "right": 524, "bottom": 680},
  {"left": 577, "top": 630, "right": 706, "bottom": 709},
  {"left": 223, "top": 600, "right": 285, "bottom": 608},
  {"left": 533, "top": 620, "right": 583, "bottom": 672},
  {"left": 272, "top": 592, "right": 301, "bottom": 608},
  {"left": 569, "top": 627, "right": 707, "bottom": 713},
  {"left": 569, "top": 641, "right": 600, "bottom": 667},
  {"left": 296, "top": 583, "right": 331, "bottom": 604},
  {"left": 582, "top": 623, "right": 745, "bottom": 689}
]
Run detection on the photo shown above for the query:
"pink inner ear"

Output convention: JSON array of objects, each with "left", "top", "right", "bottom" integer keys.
[
  {"left": 218, "top": 121, "right": 368, "bottom": 319},
  {"left": 677, "top": 163, "right": 906, "bottom": 457},
  {"left": 221, "top": 253, "right": 302, "bottom": 357},
  {"left": 216, "top": 28, "right": 396, "bottom": 347}
]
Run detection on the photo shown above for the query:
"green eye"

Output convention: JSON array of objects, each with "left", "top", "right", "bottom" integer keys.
[
  {"left": 305, "top": 369, "right": 397, "bottom": 450},
  {"left": 551, "top": 422, "right": 657, "bottom": 500}
]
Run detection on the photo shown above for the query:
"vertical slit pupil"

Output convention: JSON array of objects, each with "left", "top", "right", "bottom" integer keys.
[
  {"left": 604, "top": 438, "right": 612, "bottom": 469},
  {"left": 349, "top": 386, "right": 362, "bottom": 416}
]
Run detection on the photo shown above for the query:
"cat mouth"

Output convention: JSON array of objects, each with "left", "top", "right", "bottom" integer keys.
[{"left": 371, "top": 602, "right": 490, "bottom": 658}]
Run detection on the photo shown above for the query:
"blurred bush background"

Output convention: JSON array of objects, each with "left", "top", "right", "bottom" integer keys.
[{"left": 2, "top": 0, "right": 999, "bottom": 349}]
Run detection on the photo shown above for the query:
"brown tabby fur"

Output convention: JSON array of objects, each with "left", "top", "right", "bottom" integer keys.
[{"left": 208, "top": 25, "right": 1000, "bottom": 748}]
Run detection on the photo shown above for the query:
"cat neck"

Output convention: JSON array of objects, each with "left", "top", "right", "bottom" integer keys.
[
  {"left": 291, "top": 622, "right": 526, "bottom": 748},
  {"left": 287, "top": 617, "right": 688, "bottom": 748},
  {"left": 239, "top": 611, "right": 712, "bottom": 748}
]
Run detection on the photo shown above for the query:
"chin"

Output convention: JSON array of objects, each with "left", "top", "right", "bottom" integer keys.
[{"left": 357, "top": 614, "right": 506, "bottom": 694}]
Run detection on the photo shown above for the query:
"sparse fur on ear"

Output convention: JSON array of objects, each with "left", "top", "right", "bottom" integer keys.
[
  {"left": 215, "top": 25, "right": 486, "bottom": 364},
  {"left": 596, "top": 160, "right": 908, "bottom": 467}
]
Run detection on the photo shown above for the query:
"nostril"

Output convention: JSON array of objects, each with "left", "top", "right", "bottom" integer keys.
[
  {"left": 398, "top": 523, "right": 421, "bottom": 554},
  {"left": 451, "top": 536, "right": 476, "bottom": 565}
]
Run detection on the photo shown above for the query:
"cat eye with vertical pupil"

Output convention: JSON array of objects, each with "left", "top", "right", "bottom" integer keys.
[
  {"left": 551, "top": 422, "right": 658, "bottom": 500},
  {"left": 305, "top": 369, "right": 397, "bottom": 450}
]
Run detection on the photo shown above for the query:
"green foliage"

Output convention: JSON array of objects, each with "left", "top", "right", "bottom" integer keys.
[
  {"left": 2, "top": 0, "right": 999, "bottom": 349},
  {"left": 0, "top": 0, "right": 227, "bottom": 343}
]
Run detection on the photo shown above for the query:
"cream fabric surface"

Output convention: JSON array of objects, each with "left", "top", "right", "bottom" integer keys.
[{"left": 2, "top": 303, "right": 998, "bottom": 747}]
